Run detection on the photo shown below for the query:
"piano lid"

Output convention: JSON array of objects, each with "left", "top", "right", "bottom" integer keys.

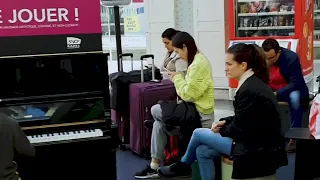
[
  {"left": 0, "top": 53, "right": 109, "bottom": 104},
  {"left": 0, "top": 97, "right": 107, "bottom": 133},
  {"left": 0, "top": 53, "right": 111, "bottom": 133}
]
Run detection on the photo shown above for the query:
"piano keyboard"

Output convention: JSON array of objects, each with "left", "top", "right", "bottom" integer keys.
[{"left": 27, "top": 129, "right": 103, "bottom": 144}]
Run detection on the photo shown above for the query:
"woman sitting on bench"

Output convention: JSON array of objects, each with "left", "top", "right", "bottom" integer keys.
[{"left": 157, "top": 43, "right": 288, "bottom": 180}]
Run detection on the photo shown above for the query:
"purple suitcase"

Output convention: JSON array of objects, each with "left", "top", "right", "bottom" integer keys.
[{"left": 129, "top": 54, "right": 177, "bottom": 157}]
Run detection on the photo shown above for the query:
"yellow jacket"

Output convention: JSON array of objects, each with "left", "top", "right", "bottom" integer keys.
[{"left": 173, "top": 53, "right": 214, "bottom": 114}]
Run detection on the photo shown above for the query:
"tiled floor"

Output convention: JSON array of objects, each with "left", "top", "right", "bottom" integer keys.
[
  {"left": 116, "top": 150, "right": 295, "bottom": 180},
  {"left": 116, "top": 100, "right": 295, "bottom": 180}
]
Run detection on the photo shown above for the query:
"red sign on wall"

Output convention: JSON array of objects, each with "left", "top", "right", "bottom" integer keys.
[
  {"left": 299, "top": 0, "right": 314, "bottom": 77},
  {"left": 0, "top": 0, "right": 101, "bottom": 37},
  {"left": 0, "top": 0, "right": 102, "bottom": 57}
]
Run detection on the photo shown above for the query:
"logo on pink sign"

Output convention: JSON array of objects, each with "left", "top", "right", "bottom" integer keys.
[{"left": 0, "top": 0, "right": 102, "bottom": 37}]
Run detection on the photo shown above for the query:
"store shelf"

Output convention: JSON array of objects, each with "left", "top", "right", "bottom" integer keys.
[
  {"left": 314, "top": 41, "right": 320, "bottom": 47},
  {"left": 238, "top": 26, "right": 294, "bottom": 31},
  {"left": 238, "top": 11, "right": 295, "bottom": 17},
  {"left": 315, "top": 2, "right": 320, "bottom": 41},
  {"left": 238, "top": 0, "right": 257, "bottom": 2},
  {"left": 315, "top": 1, "right": 320, "bottom": 41},
  {"left": 235, "top": 0, "right": 295, "bottom": 37}
]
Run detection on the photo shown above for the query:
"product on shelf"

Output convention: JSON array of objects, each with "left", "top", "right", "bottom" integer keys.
[
  {"left": 238, "top": 1, "right": 295, "bottom": 13},
  {"left": 240, "top": 4, "right": 249, "bottom": 13},
  {"left": 236, "top": 0, "right": 295, "bottom": 37}
]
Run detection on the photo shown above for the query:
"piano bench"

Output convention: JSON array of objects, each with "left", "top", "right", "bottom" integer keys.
[{"left": 221, "top": 156, "right": 276, "bottom": 180}]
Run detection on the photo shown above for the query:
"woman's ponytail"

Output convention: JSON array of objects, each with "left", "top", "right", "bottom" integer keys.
[{"left": 248, "top": 44, "right": 269, "bottom": 84}]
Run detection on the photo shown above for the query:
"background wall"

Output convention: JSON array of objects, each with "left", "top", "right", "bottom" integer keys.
[
  {"left": 224, "top": 0, "right": 230, "bottom": 52},
  {"left": 145, "top": 0, "right": 228, "bottom": 91}
]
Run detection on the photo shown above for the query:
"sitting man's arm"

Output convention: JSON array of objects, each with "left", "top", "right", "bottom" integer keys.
[
  {"left": 276, "top": 55, "right": 305, "bottom": 100},
  {"left": 12, "top": 120, "right": 35, "bottom": 157}
]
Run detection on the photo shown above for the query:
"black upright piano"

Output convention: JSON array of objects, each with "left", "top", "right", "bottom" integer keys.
[{"left": 0, "top": 53, "right": 117, "bottom": 180}]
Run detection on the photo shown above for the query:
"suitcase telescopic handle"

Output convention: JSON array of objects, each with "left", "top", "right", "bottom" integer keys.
[
  {"left": 120, "top": 53, "right": 134, "bottom": 58},
  {"left": 140, "top": 54, "right": 155, "bottom": 82},
  {"left": 119, "top": 53, "right": 134, "bottom": 71},
  {"left": 140, "top": 54, "right": 154, "bottom": 60}
]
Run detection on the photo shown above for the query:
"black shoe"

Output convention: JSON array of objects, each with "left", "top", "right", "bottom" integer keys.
[
  {"left": 157, "top": 161, "right": 192, "bottom": 179},
  {"left": 134, "top": 165, "right": 159, "bottom": 179},
  {"left": 144, "top": 120, "right": 154, "bottom": 130}
]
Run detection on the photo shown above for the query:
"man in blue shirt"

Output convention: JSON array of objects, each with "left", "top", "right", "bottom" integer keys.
[
  {"left": 262, "top": 38, "right": 309, "bottom": 129},
  {"left": 262, "top": 38, "right": 309, "bottom": 152}
]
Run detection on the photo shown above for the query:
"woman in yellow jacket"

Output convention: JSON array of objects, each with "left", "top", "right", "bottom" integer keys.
[
  {"left": 169, "top": 32, "right": 215, "bottom": 119},
  {"left": 135, "top": 31, "right": 214, "bottom": 179}
]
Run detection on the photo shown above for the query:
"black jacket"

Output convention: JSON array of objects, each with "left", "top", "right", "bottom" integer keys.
[
  {"left": 0, "top": 112, "right": 35, "bottom": 180},
  {"left": 160, "top": 101, "right": 201, "bottom": 156},
  {"left": 109, "top": 68, "right": 162, "bottom": 115},
  {"left": 219, "top": 75, "right": 288, "bottom": 179}
]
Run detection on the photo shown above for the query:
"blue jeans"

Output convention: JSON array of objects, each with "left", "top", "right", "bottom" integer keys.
[
  {"left": 278, "top": 91, "right": 303, "bottom": 128},
  {"left": 180, "top": 128, "right": 233, "bottom": 180}
]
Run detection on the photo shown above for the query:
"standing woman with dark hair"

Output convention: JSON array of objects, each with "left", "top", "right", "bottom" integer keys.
[
  {"left": 157, "top": 43, "right": 287, "bottom": 180},
  {"left": 160, "top": 28, "right": 187, "bottom": 79}
]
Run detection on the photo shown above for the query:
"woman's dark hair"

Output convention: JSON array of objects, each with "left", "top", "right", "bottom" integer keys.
[
  {"left": 227, "top": 43, "right": 269, "bottom": 84},
  {"left": 171, "top": 31, "right": 198, "bottom": 66},
  {"left": 161, "top": 28, "right": 179, "bottom": 40}
]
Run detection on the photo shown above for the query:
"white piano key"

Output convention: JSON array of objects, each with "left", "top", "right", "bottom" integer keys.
[{"left": 27, "top": 129, "right": 103, "bottom": 144}]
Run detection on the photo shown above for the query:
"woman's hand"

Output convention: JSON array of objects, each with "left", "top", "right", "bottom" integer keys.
[
  {"left": 211, "top": 120, "right": 226, "bottom": 133},
  {"left": 168, "top": 71, "right": 177, "bottom": 79}
]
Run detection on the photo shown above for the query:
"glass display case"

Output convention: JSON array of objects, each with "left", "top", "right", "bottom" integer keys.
[
  {"left": 314, "top": 0, "right": 320, "bottom": 41},
  {"left": 229, "top": 0, "right": 314, "bottom": 98},
  {"left": 314, "top": 0, "right": 320, "bottom": 59},
  {"left": 235, "top": 0, "right": 295, "bottom": 37}
]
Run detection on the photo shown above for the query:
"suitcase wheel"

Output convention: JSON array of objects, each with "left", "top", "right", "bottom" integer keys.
[
  {"left": 120, "top": 145, "right": 127, "bottom": 151},
  {"left": 131, "top": 150, "right": 151, "bottom": 160},
  {"left": 142, "top": 151, "right": 151, "bottom": 160},
  {"left": 131, "top": 151, "right": 145, "bottom": 158},
  {"left": 131, "top": 151, "right": 141, "bottom": 157},
  {"left": 144, "top": 154, "right": 151, "bottom": 160}
]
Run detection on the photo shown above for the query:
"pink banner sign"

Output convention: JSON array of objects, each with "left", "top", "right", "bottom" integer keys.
[{"left": 0, "top": 0, "right": 102, "bottom": 37}]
